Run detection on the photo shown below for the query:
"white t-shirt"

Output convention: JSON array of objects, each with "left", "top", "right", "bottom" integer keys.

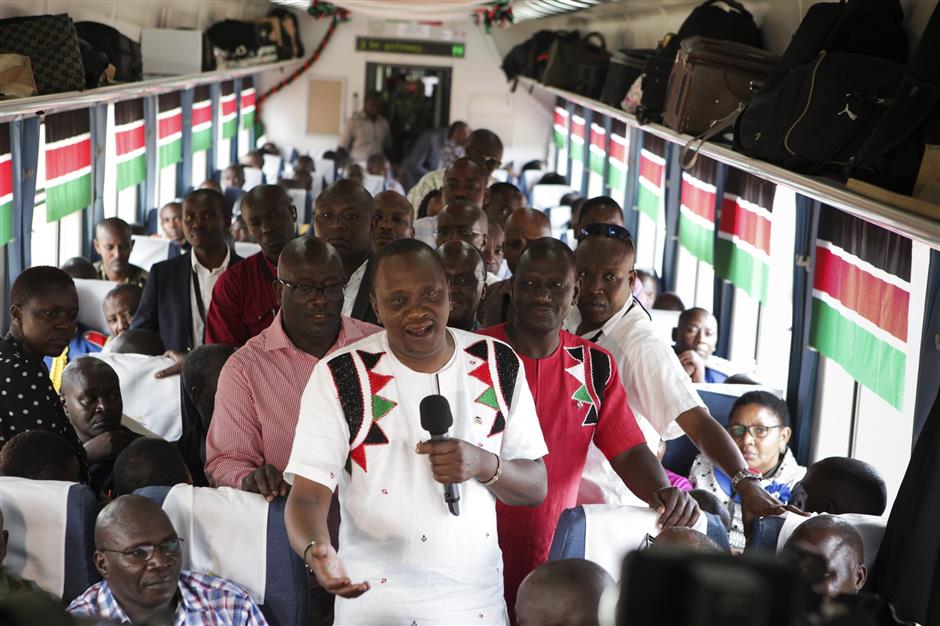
[
  {"left": 341, "top": 260, "right": 369, "bottom": 318},
  {"left": 285, "top": 329, "right": 548, "bottom": 625}
]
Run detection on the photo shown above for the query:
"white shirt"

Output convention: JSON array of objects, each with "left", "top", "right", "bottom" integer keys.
[
  {"left": 190, "top": 247, "right": 231, "bottom": 348},
  {"left": 341, "top": 260, "right": 368, "bottom": 318},
  {"left": 413, "top": 215, "right": 437, "bottom": 246},
  {"left": 285, "top": 329, "right": 548, "bottom": 625},
  {"left": 565, "top": 298, "right": 705, "bottom": 505}
]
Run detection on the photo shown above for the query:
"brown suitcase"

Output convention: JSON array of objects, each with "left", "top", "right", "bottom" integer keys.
[{"left": 663, "top": 36, "right": 778, "bottom": 135}]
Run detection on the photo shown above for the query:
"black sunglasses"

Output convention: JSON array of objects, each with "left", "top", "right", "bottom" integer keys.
[{"left": 579, "top": 223, "right": 634, "bottom": 242}]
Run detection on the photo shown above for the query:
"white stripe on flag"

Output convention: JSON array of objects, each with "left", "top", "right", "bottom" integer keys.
[
  {"left": 812, "top": 288, "right": 906, "bottom": 352},
  {"left": 45, "top": 164, "right": 92, "bottom": 188},
  {"left": 45, "top": 132, "right": 91, "bottom": 152}
]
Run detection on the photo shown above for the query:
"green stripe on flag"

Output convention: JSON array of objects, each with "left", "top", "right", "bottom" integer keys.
[
  {"left": 608, "top": 164, "right": 626, "bottom": 192},
  {"left": 554, "top": 129, "right": 565, "bottom": 150},
  {"left": 192, "top": 128, "right": 211, "bottom": 153},
  {"left": 159, "top": 139, "right": 182, "bottom": 169},
  {"left": 716, "top": 238, "right": 769, "bottom": 303},
  {"left": 589, "top": 150, "right": 605, "bottom": 176},
  {"left": 570, "top": 140, "right": 584, "bottom": 164},
  {"left": 117, "top": 154, "right": 146, "bottom": 191},
  {"left": 46, "top": 173, "right": 91, "bottom": 221},
  {"left": 0, "top": 200, "right": 12, "bottom": 245},
  {"left": 241, "top": 111, "right": 255, "bottom": 130},
  {"left": 637, "top": 184, "right": 660, "bottom": 221},
  {"left": 810, "top": 297, "right": 905, "bottom": 409},
  {"left": 222, "top": 118, "right": 237, "bottom": 140},
  {"left": 678, "top": 212, "right": 714, "bottom": 264}
]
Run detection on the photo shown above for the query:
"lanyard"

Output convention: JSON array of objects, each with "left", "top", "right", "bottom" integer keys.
[
  {"left": 587, "top": 300, "right": 638, "bottom": 343},
  {"left": 191, "top": 268, "right": 207, "bottom": 323}
]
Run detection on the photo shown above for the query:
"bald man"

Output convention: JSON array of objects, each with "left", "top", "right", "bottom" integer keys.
[
  {"left": 206, "top": 238, "right": 380, "bottom": 498},
  {"left": 790, "top": 457, "right": 888, "bottom": 516},
  {"left": 372, "top": 190, "right": 414, "bottom": 253},
  {"left": 413, "top": 157, "right": 491, "bottom": 246},
  {"left": 436, "top": 241, "right": 487, "bottom": 331},
  {"left": 651, "top": 527, "right": 725, "bottom": 553},
  {"left": 60, "top": 358, "right": 138, "bottom": 497},
  {"left": 407, "top": 129, "right": 503, "bottom": 209},
  {"left": 205, "top": 185, "right": 297, "bottom": 346},
  {"left": 313, "top": 179, "right": 379, "bottom": 324},
  {"left": 93, "top": 218, "right": 148, "bottom": 286},
  {"left": 435, "top": 200, "right": 489, "bottom": 251},
  {"left": 515, "top": 559, "right": 612, "bottom": 626},
  {"left": 783, "top": 516, "right": 868, "bottom": 598},
  {"left": 478, "top": 207, "right": 552, "bottom": 327},
  {"left": 68, "top": 495, "right": 266, "bottom": 624}
]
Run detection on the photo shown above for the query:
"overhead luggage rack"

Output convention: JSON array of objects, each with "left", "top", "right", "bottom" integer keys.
[
  {"left": 0, "top": 58, "right": 304, "bottom": 124},
  {"left": 516, "top": 76, "right": 940, "bottom": 250}
]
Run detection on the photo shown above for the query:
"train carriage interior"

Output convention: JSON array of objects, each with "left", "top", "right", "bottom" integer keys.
[{"left": 0, "top": 0, "right": 938, "bottom": 625}]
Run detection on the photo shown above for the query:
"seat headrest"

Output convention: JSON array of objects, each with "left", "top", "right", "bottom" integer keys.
[{"left": 90, "top": 352, "right": 181, "bottom": 441}]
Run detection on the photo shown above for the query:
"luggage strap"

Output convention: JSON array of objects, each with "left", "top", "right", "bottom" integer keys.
[{"left": 680, "top": 103, "right": 744, "bottom": 170}]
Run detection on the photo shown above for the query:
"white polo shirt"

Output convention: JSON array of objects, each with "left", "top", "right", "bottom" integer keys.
[
  {"left": 285, "top": 329, "right": 547, "bottom": 625},
  {"left": 341, "top": 260, "right": 368, "bottom": 318}
]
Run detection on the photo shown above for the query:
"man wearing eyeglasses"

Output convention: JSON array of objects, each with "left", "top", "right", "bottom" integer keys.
[
  {"left": 435, "top": 241, "right": 487, "bottom": 331},
  {"left": 568, "top": 225, "right": 803, "bottom": 544},
  {"left": 414, "top": 157, "right": 491, "bottom": 246},
  {"left": 407, "top": 129, "right": 503, "bottom": 211},
  {"left": 68, "top": 495, "right": 267, "bottom": 625},
  {"left": 205, "top": 238, "right": 380, "bottom": 499}
]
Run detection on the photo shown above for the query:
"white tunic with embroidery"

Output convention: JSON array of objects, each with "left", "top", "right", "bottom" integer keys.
[{"left": 285, "top": 329, "right": 548, "bottom": 625}]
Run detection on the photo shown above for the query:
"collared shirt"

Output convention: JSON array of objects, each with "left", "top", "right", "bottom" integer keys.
[
  {"left": 284, "top": 329, "right": 547, "bottom": 625},
  {"left": 406, "top": 169, "right": 500, "bottom": 214},
  {"left": 67, "top": 570, "right": 267, "bottom": 626},
  {"left": 93, "top": 261, "right": 148, "bottom": 287},
  {"left": 339, "top": 112, "right": 391, "bottom": 162},
  {"left": 341, "top": 260, "right": 369, "bottom": 318},
  {"left": 478, "top": 324, "right": 646, "bottom": 614},
  {"left": 205, "top": 313, "right": 380, "bottom": 488},
  {"left": 205, "top": 253, "right": 278, "bottom": 347},
  {"left": 0, "top": 569, "right": 38, "bottom": 597},
  {"left": 190, "top": 247, "right": 232, "bottom": 348}
]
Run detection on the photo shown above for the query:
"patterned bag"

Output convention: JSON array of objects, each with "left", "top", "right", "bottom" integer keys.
[{"left": 0, "top": 13, "right": 85, "bottom": 95}]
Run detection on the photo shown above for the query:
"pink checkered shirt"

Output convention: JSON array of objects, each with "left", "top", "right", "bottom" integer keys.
[{"left": 205, "top": 312, "right": 380, "bottom": 488}]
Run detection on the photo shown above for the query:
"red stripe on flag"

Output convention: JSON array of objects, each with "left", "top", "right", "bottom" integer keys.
[
  {"left": 590, "top": 127, "right": 605, "bottom": 150},
  {"left": 192, "top": 103, "right": 212, "bottom": 126},
  {"left": 242, "top": 91, "right": 255, "bottom": 107},
  {"left": 158, "top": 114, "right": 182, "bottom": 138},
  {"left": 681, "top": 176, "right": 715, "bottom": 221},
  {"left": 221, "top": 98, "right": 237, "bottom": 116},
  {"left": 115, "top": 125, "right": 145, "bottom": 156},
  {"left": 571, "top": 118, "right": 585, "bottom": 138},
  {"left": 609, "top": 136, "right": 627, "bottom": 162},
  {"left": 639, "top": 153, "right": 663, "bottom": 185},
  {"left": 0, "top": 158, "right": 11, "bottom": 197},
  {"left": 554, "top": 108, "right": 566, "bottom": 127},
  {"left": 814, "top": 245, "right": 909, "bottom": 341},
  {"left": 718, "top": 197, "right": 772, "bottom": 255},
  {"left": 45, "top": 138, "right": 92, "bottom": 181}
]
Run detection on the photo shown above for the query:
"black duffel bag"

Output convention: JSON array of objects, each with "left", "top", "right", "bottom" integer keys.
[
  {"left": 75, "top": 21, "right": 143, "bottom": 83},
  {"left": 206, "top": 19, "right": 262, "bottom": 59},
  {"left": 0, "top": 13, "right": 85, "bottom": 95},
  {"left": 734, "top": 51, "right": 904, "bottom": 175},
  {"left": 541, "top": 32, "right": 610, "bottom": 98},
  {"left": 600, "top": 49, "right": 655, "bottom": 107}
]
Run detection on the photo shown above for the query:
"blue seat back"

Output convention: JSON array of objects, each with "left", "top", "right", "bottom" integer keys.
[
  {"left": 661, "top": 389, "right": 735, "bottom": 476},
  {"left": 744, "top": 516, "right": 787, "bottom": 554},
  {"left": 134, "top": 486, "right": 309, "bottom": 626}
]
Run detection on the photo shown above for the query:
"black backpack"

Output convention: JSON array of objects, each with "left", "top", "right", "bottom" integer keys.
[
  {"left": 74, "top": 21, "right": 143, "bottom": 83},
  {"left": 501, "top": 30, "right": 580, "bottom": 82},
  {"left": 206, "top": 20, "right": 263, "bottom": 59}
]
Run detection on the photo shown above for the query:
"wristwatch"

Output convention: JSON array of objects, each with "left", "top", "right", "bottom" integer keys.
[{"left": 731, "top": 468, "right": 763, "bottom": 490}]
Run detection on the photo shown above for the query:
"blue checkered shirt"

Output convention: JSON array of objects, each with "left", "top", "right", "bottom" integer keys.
[{"left": 67, "top": 570, "right": 268, "bottom": 626}]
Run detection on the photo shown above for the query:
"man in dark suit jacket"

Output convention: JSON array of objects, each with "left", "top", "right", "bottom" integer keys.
[
  {"left": 400, "top": 121, "right": 469, "bottom": 191},
  {"left": 132, "top": 189, "right": 241, "bottom": 353}
]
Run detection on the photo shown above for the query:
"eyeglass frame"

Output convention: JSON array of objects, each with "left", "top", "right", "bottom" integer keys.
[
  {"left": 274, "top": 278, "right": 346, "bottom": 301},
  {"left": 726, "top": 424, "right": 784, "bottom": 439},
  {"left": 435, "top": 226, "right": 487, "bottom": 240},
  {"left": 579, "top": 222, "right": 634, "bottom": 242},
  {"left": 98, "top": 537, "right": 185, "bottom": 563}
]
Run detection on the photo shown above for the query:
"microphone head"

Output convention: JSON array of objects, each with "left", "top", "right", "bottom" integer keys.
[{"left": 420, "top": 394, "right": 453, "bottom": 436}]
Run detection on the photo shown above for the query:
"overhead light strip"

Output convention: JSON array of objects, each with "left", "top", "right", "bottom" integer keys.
[{"left": 512, "top": 0, "right": 604, "bottom": 22}]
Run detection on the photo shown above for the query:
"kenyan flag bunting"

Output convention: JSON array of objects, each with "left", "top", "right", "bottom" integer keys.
[
  {"left": 220, "top": 81, "right": 237, "bottom": 140},
  {"left": 0, "top": 124, "right": 12, "bottom": 245},
  {"left": 589, "top": 122, "right": 606, "bottom": 176},
  {"left": 607, "top": 131, "right": 628, "bottom": 194},
  {"left": 44, "top": 110, "right": 92, "bottom": 222},
  {"left": 715, "top": 169, "right": 776, "bottom": 303},
  {"left": 191, "top": 85, "right": 212, "bottom": 154},
  {"left": 553, "top": 105, "right": 568, "bottom": 150},
  {"left": 240, "top": 77, "right": 256, "bottom": 130},
  {"left": 570, "top": 114, "right": 586, "bottom": 164},
  {"left": 678, "top": 156, "right": 719, "bottom": 264},
  {"left": 637, "top": 133, "right": 666, "bottom": 221},
  {"left": 157, "top": 92, "right": 182, "bottom": 169},
  {"left": 809, "top": 206, "right": 912, "bottom": 409},
  {"left": 114, "top": 99, "right": 146, "bottom": 191}
]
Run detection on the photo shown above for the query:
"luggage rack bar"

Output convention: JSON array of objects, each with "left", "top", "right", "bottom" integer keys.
[
  {"left": 517, "top": 77, "right": 940, "bottom": 250},
  {"left": 0, "top": 58, "right": 305, "bottom": 124}
]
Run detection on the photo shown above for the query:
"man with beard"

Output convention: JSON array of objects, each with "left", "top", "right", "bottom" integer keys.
[{"left": 371, "top": 190, "right": 414, "bottom": 253}]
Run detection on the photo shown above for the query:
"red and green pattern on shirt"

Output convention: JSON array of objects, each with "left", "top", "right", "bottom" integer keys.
[
  {"left": 0, "top": 123, "right": 12, "bottom": 245},
  {"left": 478, "top": 325, "right": 646, "bottom": 611},
  {"left": 44, "top": 110, "right": 92, "bottom": 221},
  {"left": 809, "top": 205, "right": 912, "bottom": 409},
  {"left": 716, "top": 169, "right": 776, "bottom": 303},
  {"left": 114, "top": 98, "right": 146, "bottom": 191}
]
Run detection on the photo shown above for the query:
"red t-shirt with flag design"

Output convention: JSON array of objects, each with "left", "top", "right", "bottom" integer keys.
[{"left": 478, "top": 324, "right": 646, "bottom": 613}]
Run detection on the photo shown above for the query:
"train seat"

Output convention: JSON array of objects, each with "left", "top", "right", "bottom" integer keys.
[
  {"left": 531, "top": 183, "right": 576, "bottom": 211},
  {"left": 234, "top": 241, "right": 263, "bottom": 258},
  {"left": 134, "top": 484, "right": 309, "bottom": 626},
  {"left": 548, "top": 504, "right": 730, "bottom": 580},
  {"left": 130, "top": 234, "right": 181, "bottom": 273},
  {"left": 73, "top": 278, "right": 120, "bottom": 335},
  {"left": 0, "top": 477, "right": 100, "bottom": 604},
  {"left": 520, "top": 169, "right": 545, "bottom": 200}
]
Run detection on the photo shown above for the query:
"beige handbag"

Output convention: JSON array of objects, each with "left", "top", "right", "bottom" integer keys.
[{"left": 0, "top": 53, "right": 38, "bottom": 99}]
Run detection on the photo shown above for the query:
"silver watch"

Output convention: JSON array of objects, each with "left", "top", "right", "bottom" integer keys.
[{"left": 731, "top": 468, "right": 763, "bottom": 490}]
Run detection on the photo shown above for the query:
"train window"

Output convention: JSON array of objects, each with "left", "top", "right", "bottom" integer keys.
[
  {"left": 568, "top": 112, "right": 585, "bottom": 193},
  {"left": 157, "top": 163, "right": 177, "bottom": 208},
  {"left": 216, "top": 137, "right": 232, "bottom": 173},
  {"left": 30, "top": 123, "right": 60, "bottom": 267},
  {"left": 586, "top": 121, "right": 605, "bottom": 198},
  {"left": 102, "top": 103, "right": 140, "bottom": 223},
  {"left": 193, "top": 150, "right": 209, "bottom": 187}
]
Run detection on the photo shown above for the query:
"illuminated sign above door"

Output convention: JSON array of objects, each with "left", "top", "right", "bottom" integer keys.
[{"left": 356, "top": 37, "right": 465, "bottom": 58}]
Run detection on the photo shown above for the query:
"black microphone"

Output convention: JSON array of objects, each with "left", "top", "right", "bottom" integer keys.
[{"left": 420, "top": 394, "right": 461, "bottom": 517}]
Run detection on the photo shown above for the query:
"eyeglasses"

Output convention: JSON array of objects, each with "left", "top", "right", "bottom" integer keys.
[
  {"left": 579, "top": 223, "right": 634, "bottom": 242},
  {"left": 466, "top": 146, "right": 502, "bottom": 170},
  {"left": 436, "top": 226, "right": 485, "bottom": 240},
  {"left": 727, "top": 424, "right": 782, "bottom": 439},
  {"left": 100, "top": 538, "right": 184, "bottom": 563},
  {"left": 275, "top": 279, "right": 345, "bottom": 301}
]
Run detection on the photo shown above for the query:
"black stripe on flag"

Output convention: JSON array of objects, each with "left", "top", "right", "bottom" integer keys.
[
  {"left": 817, "top": 205, "right": 912, "bottom": 282},
  {"left": 45, "top": 109, "right": 90, "bottom": 144},
  {"left": 114, "top": 98, "right": 144, "bottom": 126}
]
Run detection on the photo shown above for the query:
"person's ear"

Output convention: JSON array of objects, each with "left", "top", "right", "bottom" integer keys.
[
  {"left": 854, "top": 564, "right": 868, "bottom": 591},
  {"left": 290, "top": 204, "right": 298, "bottom": 228},
  {"left": 369, "top": 293, "right": 383, "bottom": 326},
  {"left": 780, "top": 426, "right": 792, "bottom": 447},
  {"left": 481, "top": 234, "right": 488, "bottom": 250},
  {"left": 629, "top": 269, "right": 637, "bottom": 290},
  {"left": 93, "top": 551, "right": 109, "bottom": 579},
  {"left": 10, "top": 304, "right": 21, "bottom": 326},
  {"left": 672, "top": 327, "right": 678, "bottom": 342},
  {"left": 572, "top": 274, "right": 582, "bottom": 306},
  {"left": 93, "top": 239, "right": 102, "bottom": 256},
  {"left": 483, "top": 189, "right": 490, "bottom": 206},
  {"left": 274, "top": 280, "right": 284, "bottom": 307}
]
